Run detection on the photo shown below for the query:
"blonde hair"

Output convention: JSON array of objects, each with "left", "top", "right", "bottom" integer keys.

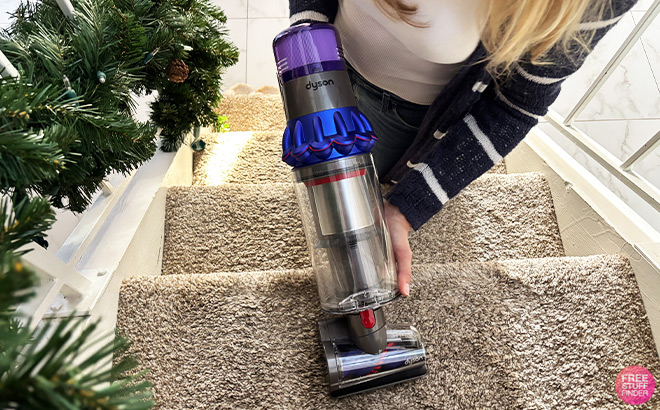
[{"left": 374, "top": 0, "right": 610, "bottom": 75}]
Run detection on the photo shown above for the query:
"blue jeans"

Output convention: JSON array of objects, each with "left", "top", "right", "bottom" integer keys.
[{"left": 346, "top": 65, "right": 430, "bottom": 179}]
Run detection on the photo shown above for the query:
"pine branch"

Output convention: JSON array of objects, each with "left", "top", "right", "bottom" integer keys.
[
  {"left": 0, "top": 315, "right": 154, "bottom": 409},
  {"left": 1, "top": 0, "right": 158, "bottom": 212},
  {"left": 0, "top": 196, "right": 54, "bottom": 314},
  {"left": 0, "top": 126, "right": 63, "bottom": 189},
  {"left": 0, "top": 197, "right": 55, "bottom": 257}
]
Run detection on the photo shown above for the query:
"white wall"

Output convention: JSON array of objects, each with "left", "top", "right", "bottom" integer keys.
[
  {"left": 216, "top": 0, "right": 289, "bottom": 90},
  {"left": 538, "top": 4, "right": 660, "bottom": 232},
  {"left": 0, "top": 1, "right": 18, "bottom": 30}
]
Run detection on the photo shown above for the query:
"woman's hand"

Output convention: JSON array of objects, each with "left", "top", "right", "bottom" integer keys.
[{"left": 384, "top": 200, "right": 413, "bottom": 297}]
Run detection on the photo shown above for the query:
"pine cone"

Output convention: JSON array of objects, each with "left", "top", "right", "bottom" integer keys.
[{"left": 168, "top": 59, "right": 189, "bottom": 83}]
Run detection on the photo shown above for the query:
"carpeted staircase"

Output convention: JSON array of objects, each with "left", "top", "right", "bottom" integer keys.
[{"left": 117, "top": 85, "right": 660, "bottom": 409}]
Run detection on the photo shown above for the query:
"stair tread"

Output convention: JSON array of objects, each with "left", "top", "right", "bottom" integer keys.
[
  {"left": 163, "top": 183, "right": 308, "bottom": 275},
  {"left": 163, "top": 172, "right": 563, "bottom": 275},
  {"left": 194, "top": 130, "right": 290, "bottom": 186},
  {"left": 117, "top": 254, "right": 660, "bottom": 409},
  {"left": 217, "top": 94, "right": 286, "bottom": 132},
  {"left": 408, "top": 171, "right": 564, "bottom": 264}
]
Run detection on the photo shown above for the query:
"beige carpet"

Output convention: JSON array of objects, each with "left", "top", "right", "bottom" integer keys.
[
  {"left": 193, "top": 131, "right": 291, "bottom": 186},
  {"left": 409, "top": 171, "right": 564, "bottom": 263},
  {"left": 162, "top": 184, "right": 309, "bottom": 275},
  {"left": 119, "top": 85, "right": 659, "bottom": 409},
  {"left": 163, "top": 173, "right": 563, "bottom": 275},
  {"left": 117, "top": 255, "right": 660, "bottom": 409},
  {"left": 216, "top": 94, "right": 286, "bottom": 132}
]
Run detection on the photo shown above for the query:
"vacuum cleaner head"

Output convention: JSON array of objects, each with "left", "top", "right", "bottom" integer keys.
[
  {"left": 320, "top": 317, "right": 427, "bottom": 397},
  {"left": 273, "top": 21, "right": 428, "bottom": 396}
]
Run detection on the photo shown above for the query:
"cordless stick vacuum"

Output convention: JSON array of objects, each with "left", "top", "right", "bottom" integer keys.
[{"left": 273, "top": 22, "right": 427, "bottom": 397}]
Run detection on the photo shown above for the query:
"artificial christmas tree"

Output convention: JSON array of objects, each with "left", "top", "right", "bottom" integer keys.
[
  {"left": 148, "top": 1, "right": 238, "bottom": 150},
  {"left": 2, "top": 0, "right": 158, "bottom": 212},
  {"left": 0, "top": 0, "right": 237, "bottom": 406}
]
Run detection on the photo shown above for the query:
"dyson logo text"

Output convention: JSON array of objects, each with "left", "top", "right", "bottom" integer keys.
[
  {"left": 306, "top": 79, "right": 335, "bottom": 91},
  {"left": 405, "top": 355, "right": 425, "bottom": 366}
]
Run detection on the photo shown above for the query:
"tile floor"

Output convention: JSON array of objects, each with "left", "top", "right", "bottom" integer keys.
[
  {"left": 535, "top": 3, "right": 660, "bottom": 231},
  {"left": 214, "top": 0, "right": 289, "bottom": 89}
]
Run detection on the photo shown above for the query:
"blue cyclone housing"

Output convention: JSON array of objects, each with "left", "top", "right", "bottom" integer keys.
[{"left": 281, "top": 107, "right": 377, "bottom": 167}]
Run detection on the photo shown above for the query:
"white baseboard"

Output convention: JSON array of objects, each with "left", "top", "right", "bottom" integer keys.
[{"left": 83, "top": 138, "right": 193, "bottom": 335}]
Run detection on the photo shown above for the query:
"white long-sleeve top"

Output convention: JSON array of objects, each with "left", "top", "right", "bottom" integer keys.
[{"left": 334, "top": 0, "right": 488, "bottom": 104}]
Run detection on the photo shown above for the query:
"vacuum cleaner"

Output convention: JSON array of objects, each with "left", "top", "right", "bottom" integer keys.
[{"left": 273, "top": 22, "right": 428, "bottom": 397}]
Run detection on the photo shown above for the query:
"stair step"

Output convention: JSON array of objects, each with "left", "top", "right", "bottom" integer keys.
[
  {"left": 163, "top": 183, "right": 308, "bottom": 275},
  {"left": 194, "top": 131, "right": 290, "bottom": 186},
  {"left": 194, "top": 130, "right": 506, "bottom": 186},
  {"left": 217, "top": 93, "right": 286, "bottom": 132},
  {"left": 117, "top": 254, "right": 660, "bottom": 409},
  {"left": 163, "top": 173, "right": 563, "bottom": 275},
  {"left": 409, "top": 171, "right": 564, "bottom": 263}
]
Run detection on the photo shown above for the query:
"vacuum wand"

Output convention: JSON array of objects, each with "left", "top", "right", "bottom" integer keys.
[{"left": 273, "top": 22, "right": 427, "bottom": 397}]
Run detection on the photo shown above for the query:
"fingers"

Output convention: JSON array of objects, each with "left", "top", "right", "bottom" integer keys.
[
  {"left": 384, "top": 200, "right": 413, "bottom": 296},
  {"left": 391, "top": 226, "right": 413, "bottom": 296}
]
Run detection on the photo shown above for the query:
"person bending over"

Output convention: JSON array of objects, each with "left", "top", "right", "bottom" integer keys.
[{"left": 289, "top": 0, "right": 637, "bottom": 295}]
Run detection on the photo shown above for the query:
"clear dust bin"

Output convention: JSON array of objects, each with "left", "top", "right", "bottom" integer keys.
[{"left": 292, "top": 154, "right": 399, "bottom": 314}]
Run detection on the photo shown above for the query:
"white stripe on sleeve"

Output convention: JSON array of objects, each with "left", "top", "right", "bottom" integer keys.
[
  {"left": 515, "top": 64, "right": 567, "bottom": 85},
  {"left": 289, "top": 11, "right": 330, "bottom": 25},
  {"left": 463, "top": 114, "right": 503, "bottom": 164},
  {"left": 494, "top": 86, "right": 538, "bottom": 119},
  {"left": 414, "top": 163, "right": 449, "bottom": 204}
]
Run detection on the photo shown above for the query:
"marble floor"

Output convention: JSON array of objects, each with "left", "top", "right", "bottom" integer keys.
[{"left": 536, "top": 3, "right": 660, "bottom": 232}]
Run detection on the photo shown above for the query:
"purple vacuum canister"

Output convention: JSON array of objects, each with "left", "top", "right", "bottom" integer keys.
[{"left": 273, "top": 23, "right": 347, "bottom": 83}]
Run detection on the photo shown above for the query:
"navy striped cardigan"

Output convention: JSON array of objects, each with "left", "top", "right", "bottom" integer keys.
[{"left": 289, "top": 0, "right": 637, "bottom": 230}]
